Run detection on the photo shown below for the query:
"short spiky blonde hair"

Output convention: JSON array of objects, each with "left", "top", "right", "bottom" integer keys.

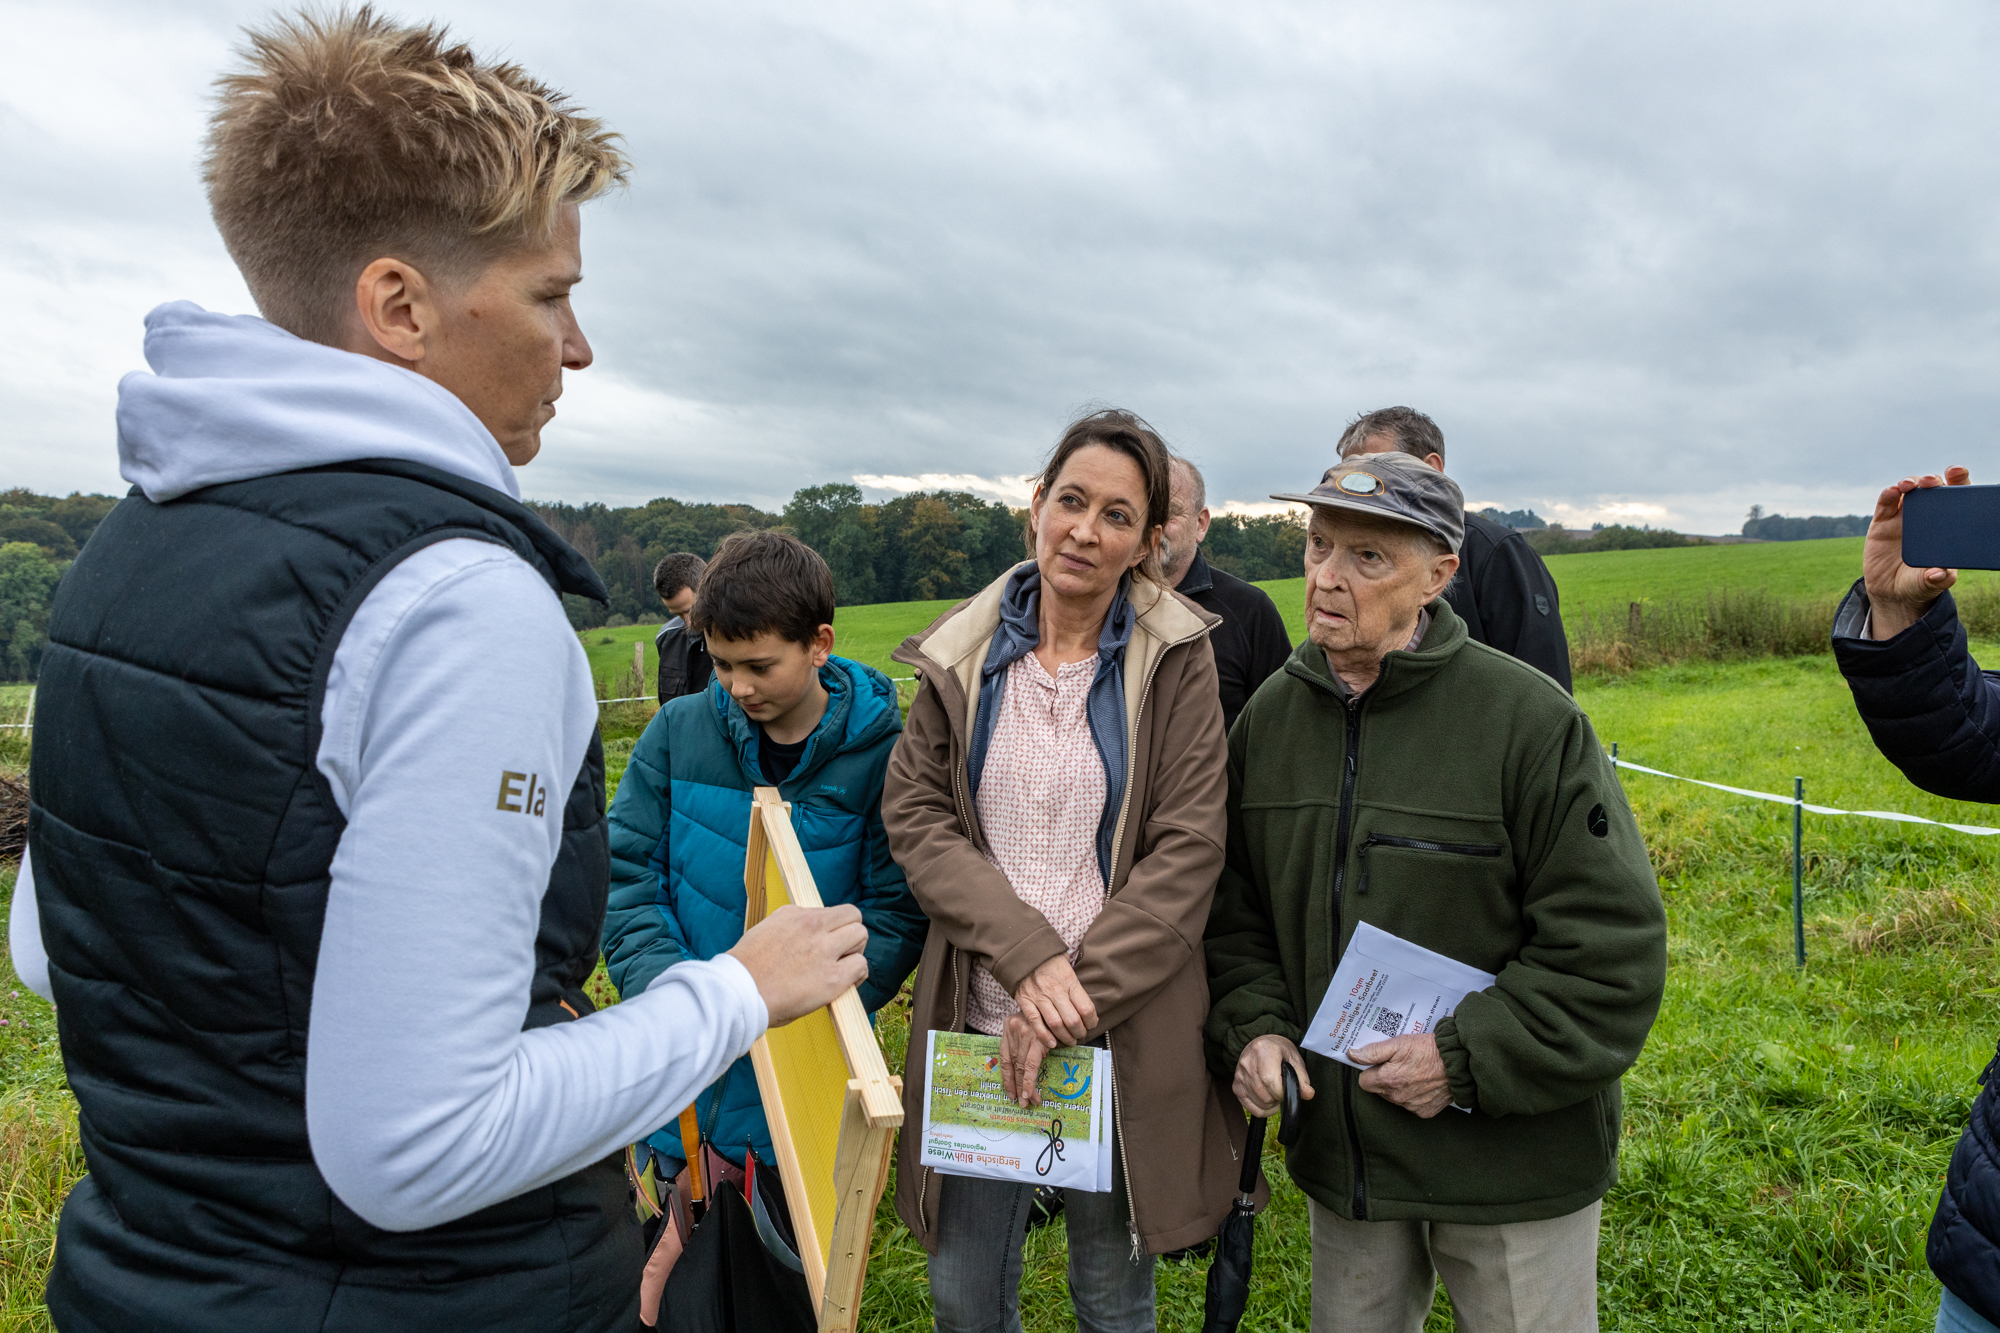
[{"left": 204, "top": 6, "right": 629, "bottom": 343}]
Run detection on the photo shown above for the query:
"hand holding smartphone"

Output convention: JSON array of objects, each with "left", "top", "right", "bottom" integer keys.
[
  {"left": 1903, "top": 482, "right": 2000, "bottom": 571},
  {"left": 1865, "top": 466, "right": 1971, "bottom": 641}
]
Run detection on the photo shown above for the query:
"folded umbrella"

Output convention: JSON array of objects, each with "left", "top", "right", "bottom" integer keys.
[{"left": 1202, "top": 1063, "right": 1300, "bottom": 1333}]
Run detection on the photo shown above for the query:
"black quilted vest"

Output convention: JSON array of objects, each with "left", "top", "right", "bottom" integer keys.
[
  {"left": 1932, "top": 1044, "right": 2000, "bottom": 1323},
  {"left": 29, "top": 459, "right": 638, "bottom": 1332}
]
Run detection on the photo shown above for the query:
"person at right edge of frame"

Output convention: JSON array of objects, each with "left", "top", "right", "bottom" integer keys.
[
  {"left": 1829, "top": 464, "right": 2000, "bottom": 1333},
  {"left": 1337, "top": 406, "right": 1573, "bottom": 692},
  {"left": 1203, "top": 450, "right": 1666, "bottom": 1332}
]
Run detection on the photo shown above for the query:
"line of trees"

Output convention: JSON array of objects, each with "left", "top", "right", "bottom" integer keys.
[
  {"left": 781, "top": 485, "right": 1027, "bottom": 607},
  {"left": 0, "top": 482, "right": 1314, "bottom": 669},
  {"left": 531, "top": 484, "right": 1314, "bottom": 629},
  {"left": 1741, "top": 508, "right": 1869, "bottom": 541},
  {"left": 1203, "top": 514, "right": 1307, "bottom": 582},
  {"left": 0, "top": 489, "right": 118, "bottom": 680},
  {"left": 1523, "top": 524, "right": 1699, "bottom": 556},
  {"left": 1476, "top": 506, "right": 1548, "bottom": 531}
]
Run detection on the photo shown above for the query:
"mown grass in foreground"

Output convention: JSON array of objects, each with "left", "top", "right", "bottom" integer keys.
[{"left": 4, "top": 649, "right": 2000, "bottom": 1329}]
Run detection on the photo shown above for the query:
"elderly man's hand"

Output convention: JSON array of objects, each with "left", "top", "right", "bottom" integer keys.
[
  {"left": 1350, "top": 1033, "right": 1453, "bottom": 1118},
  {"left": 1233, "top": 1033, "right": 1316, "bottom": 1117},
  {"left": 1864, "top": 467, "right": 1970, "bottom": 640}
]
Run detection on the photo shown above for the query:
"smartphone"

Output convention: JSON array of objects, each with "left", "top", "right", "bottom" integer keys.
[{"left": 1903, "top": 484, "right": 2000, "bottom": 571}]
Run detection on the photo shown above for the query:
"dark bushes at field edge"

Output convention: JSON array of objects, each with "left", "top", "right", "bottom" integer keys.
[{"left": 1527, "top": 525, "right": 1702, "bottom": 556}]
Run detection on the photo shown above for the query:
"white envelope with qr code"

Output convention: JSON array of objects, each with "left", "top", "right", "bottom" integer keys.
[{"left": 1300, "top": 921, "right": 1498, "bottom": 1076}]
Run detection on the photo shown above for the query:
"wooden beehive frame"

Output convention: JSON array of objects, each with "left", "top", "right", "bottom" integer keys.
[{"left": 742, "top": 787, "right": 903, "bottom": 1333}]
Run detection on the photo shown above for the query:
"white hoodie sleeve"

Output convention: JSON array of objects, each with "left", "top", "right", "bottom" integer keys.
[
  {"left": 8, "top": 846, "right": 51, "bottom": 1001},
  {"left": 305, "top": 538, "right": 767, "bottom": 1233}
]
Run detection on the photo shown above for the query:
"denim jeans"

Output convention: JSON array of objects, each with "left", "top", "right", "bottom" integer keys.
[
  {"left": 1940, "top": 1289, "right": 2000, "bottom": 1333},
  {"left": 927, "top": 1172, "right": 1156, "bottom": 1333}
]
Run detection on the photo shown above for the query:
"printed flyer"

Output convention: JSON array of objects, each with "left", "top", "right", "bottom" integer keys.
[
  {"left": 921, "top": 1030, "right": 1113, "bottom": 1191},
  {"left": 1301, "top": 921, "right": 1498, "bottom": 1072}
]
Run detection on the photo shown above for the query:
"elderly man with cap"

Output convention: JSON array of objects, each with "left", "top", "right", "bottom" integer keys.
[{"left": 1202, "top": 452, "right": 1666, "bottom": 1333}]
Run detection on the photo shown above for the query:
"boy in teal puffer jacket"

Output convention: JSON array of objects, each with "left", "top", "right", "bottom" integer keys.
[{"left": 603, "top": 530, "right": 926, "bottom": 1174}]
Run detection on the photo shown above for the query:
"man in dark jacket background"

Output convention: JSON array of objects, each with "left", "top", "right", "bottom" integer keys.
[
  {"left": 1338, "top": 406, "right": 1573, "bottom": 692},
  {"left": 652, "top": 550, "right": 713, "bottom": 704},
  {"left": 1161, "top": 456, "right": 1293, "bottom": 731},
  {"left": 1832, "top": 463, "right": 2000, "bottom": 1333}
]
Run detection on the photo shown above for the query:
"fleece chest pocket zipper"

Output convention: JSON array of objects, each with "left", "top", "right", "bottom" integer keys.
[{"left": 1356, "top": 834, "right": 1503, "bottom": 896}]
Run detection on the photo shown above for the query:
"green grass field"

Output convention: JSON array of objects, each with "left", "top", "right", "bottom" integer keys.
[
  {"left": 7, "top": 647, "right": 1999, "bottom": 1329},
  {"left": 585, "top": 536, "right": 1980, "bottom": 694},
  {"left": 9, "top": 543, "right": 2000, "bottom": 1328},
  {"left": 578, "top": 598, "right": 959, "bottom": 694},
  {"left": 849, "top": 649, "right": 2000, "bottom": 1330},
  {"left": 1259, "top": 536, "right": 2000, "bottom": 641}
]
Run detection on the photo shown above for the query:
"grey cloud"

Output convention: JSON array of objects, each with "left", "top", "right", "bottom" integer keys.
[{"left": 4, "top": 0, "right": 1998, "bottom": 533}]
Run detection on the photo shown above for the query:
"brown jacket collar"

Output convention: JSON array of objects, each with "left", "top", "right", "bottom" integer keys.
[{"left": 892, "top": 561, "right": 1218, "bottom": 743}]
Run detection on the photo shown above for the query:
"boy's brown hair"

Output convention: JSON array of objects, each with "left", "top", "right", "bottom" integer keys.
[
  {"left": 690, "top": 531, "right": 836, "bottom": 648},
  {"left": 204, "top": 6, "right": 629, "bottom": 344}
]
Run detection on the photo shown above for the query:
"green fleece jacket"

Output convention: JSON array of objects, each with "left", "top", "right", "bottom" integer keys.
[{"left": 1204, "top": 599, "right": 1666, "bottom": 1225}]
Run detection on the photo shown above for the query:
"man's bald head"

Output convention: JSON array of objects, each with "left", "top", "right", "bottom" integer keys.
[{"left": 1160, "top": 456, "right": 1211, "bottom": 586}]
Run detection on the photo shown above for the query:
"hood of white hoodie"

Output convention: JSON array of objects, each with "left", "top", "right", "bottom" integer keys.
[{"left": 116, "top": 301, "right": 521, "bottom": 504}]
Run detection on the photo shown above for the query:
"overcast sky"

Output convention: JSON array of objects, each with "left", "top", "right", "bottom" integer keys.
[{"left": 6, "top": 0, "right": 1999, "bottom": 533}]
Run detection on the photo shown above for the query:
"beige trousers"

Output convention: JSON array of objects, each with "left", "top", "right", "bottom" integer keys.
[{"left": 1307, "top": 1197, "right": 1601, "bottom": 1333}]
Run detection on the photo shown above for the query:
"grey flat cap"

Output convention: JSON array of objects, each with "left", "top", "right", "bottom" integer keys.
[{"left": 1271, "top": 451, "right": 1465, "bottom": 554}]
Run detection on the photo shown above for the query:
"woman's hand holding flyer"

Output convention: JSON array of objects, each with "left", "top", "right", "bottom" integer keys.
[{"left": 921, "top": 1031, "right": 1113, "bottom": 1192}]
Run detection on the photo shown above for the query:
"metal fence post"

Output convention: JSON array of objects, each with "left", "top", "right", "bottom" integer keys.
[{"left": 1792, "top": 776, "right": 1805, "bottom": 968}]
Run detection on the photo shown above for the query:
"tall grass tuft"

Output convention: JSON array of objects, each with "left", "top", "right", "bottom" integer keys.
[
  {"left": 1569, "top": 592, "right": 1839, "bottom": 675},
  {"left": 1952, "top": 583, "right": 2000, "bottom": 639},
  {"left": 1846, "top": 882, "right": 2000, "bottom": 955},
  {"left": 0, "top": 1095, "right": 82, "bottom": 1325}
]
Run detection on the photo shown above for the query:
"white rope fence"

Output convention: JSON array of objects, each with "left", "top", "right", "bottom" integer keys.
[
  {"left": 1608, "top": 750, "right": 2000, "bottom": 837},
  {"left": 1609, "top": 744, "right": 2000, "bottom": 965}
]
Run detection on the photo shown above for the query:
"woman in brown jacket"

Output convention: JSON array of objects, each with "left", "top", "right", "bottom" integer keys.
[{"left": 883, "top": 410, "right": 1246, "bottom": 1333}]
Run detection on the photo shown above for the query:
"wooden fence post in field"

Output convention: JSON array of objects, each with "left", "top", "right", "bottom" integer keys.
[{"left": 1628, "top": 601, "right": 1643, "bottom": 641}]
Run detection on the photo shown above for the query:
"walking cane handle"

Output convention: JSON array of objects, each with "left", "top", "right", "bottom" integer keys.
[{"left": 1278, "top": 1063, "right": 1303, "bottom": 1149}]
